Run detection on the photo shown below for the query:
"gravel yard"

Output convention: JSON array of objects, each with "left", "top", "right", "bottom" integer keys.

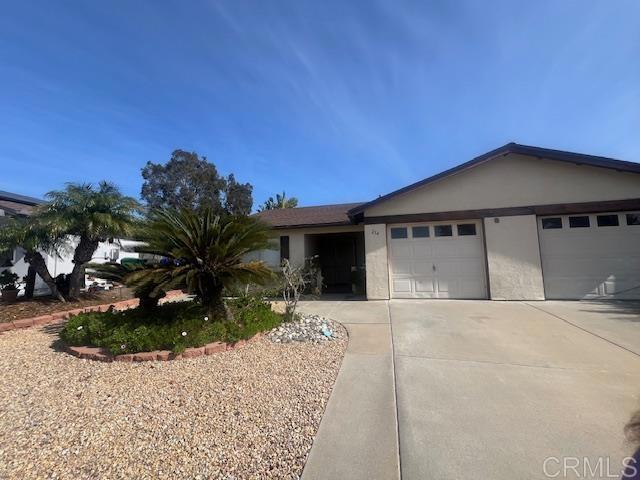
[
  {"left": 0, "top": 321, "right": 347, "bottom": 479},
  {"left": 0, "top": 287, "right": 135, "bottom": 323}
]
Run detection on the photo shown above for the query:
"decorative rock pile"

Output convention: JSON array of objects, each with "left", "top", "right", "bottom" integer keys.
[{"left": 268, "top": 314, "right": 344, "bottom": 344}]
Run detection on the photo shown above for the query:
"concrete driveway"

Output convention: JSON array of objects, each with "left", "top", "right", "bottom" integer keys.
[
  {"left": 300, "top": 299, "right": 640, "bottom": 480},
  {"left": 393, "top": 300, "right": 640, "bottom": 480}
]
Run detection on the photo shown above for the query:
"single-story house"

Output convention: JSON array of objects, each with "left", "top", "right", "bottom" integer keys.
[{"left": 255, "top": 143, "right": 640, "bottom": 300}]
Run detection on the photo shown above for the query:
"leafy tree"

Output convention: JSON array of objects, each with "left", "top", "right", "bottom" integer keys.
[
  {"left": 258, "top": 191, "right": 298, "bottom": 212},
  {"left": 39, "top": 182, "right": 139, "bottom": 299},
  {"left": 129, "top": 209, "right": 272, "bottom": 321},
  {"left": 224, "top": 174, "right": 253, "bottom": 216},
  {"left": 0, "top": 218, "right": 68, "bottom": 302},
  {"left": 141, "top": 150, "right": 253, "bottom": 215}
]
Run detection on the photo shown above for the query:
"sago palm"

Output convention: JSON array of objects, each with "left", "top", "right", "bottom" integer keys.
[
  {"left": 87, "top": 261, "right": 166, "bottom": 310},
  {"left": 37, "top": 182, "right": 139, "bottom": 299},
  {"left": 129, "top": 209, "right": 273, "bottom": 321}
]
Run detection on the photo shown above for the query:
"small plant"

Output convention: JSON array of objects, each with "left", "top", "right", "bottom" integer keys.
[
  {"left": 281, "top": 259, "right": 304, "bottom": 321},
  {"left": 280, "top": 257, "right": 323, "bottom": 321},
  {"left": 0, "top": 270, "right": 19, "bottom": 291},
  {"left": 303, "top": 255, "right": 323, "bottom": 295}
]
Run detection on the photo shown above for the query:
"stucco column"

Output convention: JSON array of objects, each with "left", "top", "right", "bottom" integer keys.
[
  {"left": 483, "top": 215, "right": 545, "bottom": 300},
  {"left": 364, "top": 224, "right": 390, "bottom": 300},
  {"left": 287, "top": 232, "right": 306, "bottom": 267}
]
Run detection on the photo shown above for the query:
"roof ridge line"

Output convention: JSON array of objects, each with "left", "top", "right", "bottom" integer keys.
[{"left": 349, "top": 143, "right": 640, "bottom": 215}]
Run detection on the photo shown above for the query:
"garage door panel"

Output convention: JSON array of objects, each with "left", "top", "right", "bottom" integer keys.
[
  {"left": 464, "top": 262, "right": 486, "bottom": 275},
  {"left": 434, "top": 262, "right": 455, "bottom": 275},
  {"left": 543, "top": 278, "right": 599, "bottom": 297},
  {"left": 435, "top": 279, "right": 486, "bottom": 299},
  {"left": 388, "top": 221, "right": 487, "bottom": 299},
  {"left": 392, "top": 278, "right": 412, "bottom": 294},
  {"left": 411, "top": 244, "right": 434, "bottom": 259},
  {"left": 545, "top": 258, "right": 640, "bottom": 274},
  {"left": 392, "top": 260, "right": 413, "bottom": 275},
  {"left": 413, "top": 261, "right": 433, "bottom": 275},
  {"left": 546, "top": 239, "right": 623, "bottom": 255},
  {"left": 460, "top": 279, "right": 486, "bottom": 298},
  {"left": 390, "top": 243, "right": 412, "bottom": 257},
  {"left": 436, "top": 279, "right": 449, "bottom": 293},
  {"left": 436, "top": 259, "right": 485, "bottom": 276},
  {"left": 414, "top": 278, "right": 436, "bottom": 294},
  {"left": 433, "top": 242, "right": 466, "bottom": 258},
  {"left": 539, "top": 213, "right": 640, "bottom": 299},
  {"left": 604, "top": 279, "right": 636, "bottom": 295}
]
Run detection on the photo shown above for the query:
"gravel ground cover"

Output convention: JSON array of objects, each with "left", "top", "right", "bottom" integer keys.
[
  {"left": 0, "top": 287, "right": 135, "bottom": 323},
  {"left": 0, "top": 322, "right": 347, "bottom": 479}
]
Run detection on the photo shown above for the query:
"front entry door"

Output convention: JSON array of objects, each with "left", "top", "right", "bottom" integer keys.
[{"left": 319, "top": 236, "right": 356, "bottom": 293}]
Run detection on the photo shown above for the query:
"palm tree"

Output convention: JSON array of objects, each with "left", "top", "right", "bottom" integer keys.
[
  {"left": 38, "top": 182, "right": 139, "bottom": 299},
  {"left": 129, "top": 209, "right": 273, "bottom": 321},
  {"left": 0, "top": 217, "right": 68, "bottom": 302},
  {"left": 258, "top": 191, "right": 298, "bottom": 212}
]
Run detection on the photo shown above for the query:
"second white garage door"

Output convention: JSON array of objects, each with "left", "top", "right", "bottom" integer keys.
[
  {"left": 539, "top": 211, "right": 640, "bottom": 299},
  {"left": 388, "top": 220, "right": 487, "bottom": 299}
]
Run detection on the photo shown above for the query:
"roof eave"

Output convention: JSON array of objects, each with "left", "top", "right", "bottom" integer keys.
[
  {"left": 267, "top": 220, "right": 358, "bottom": 230},
  {"left": 0, "top": 191, "right": 44, "bottom": 206}
]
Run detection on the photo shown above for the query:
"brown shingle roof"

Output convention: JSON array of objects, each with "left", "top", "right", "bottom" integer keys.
[
  {"left": 255, "top": 202, "right": 364, "bottom": 229},
  {"left": 0, "top": 199, "right": 37, "bottom": 216},
  {"left": 0, "top": 191, "right": 43, "bottom": 217}
]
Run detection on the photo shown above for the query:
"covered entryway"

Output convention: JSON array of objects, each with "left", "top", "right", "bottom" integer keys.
[
  {"left": 387, "top": 220, "right": 487, "bottom": 299},
  {"left": 538, "top": 211, "right": 640, "bottom": 299},
  {"left": 305, "top": 232, "right": 365, "bottom": 294}
]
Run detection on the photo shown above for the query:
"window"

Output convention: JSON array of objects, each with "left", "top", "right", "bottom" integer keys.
[
  {"left": 596, "top": 214, "right": 619, "bottom": 227},
  {"left": 569, "top": 216, "right": 590, "bottom": 228},
  {"left": 542, "top": 217, "right": 562, "bottom": 229},
  {"left": 279, "top": 236, "right": 290, "bottom": 262},
  {"left": 434, "top": 225, "right": 453, "bottom": 237},
  {"left": 390, "top": 227, "right": 408, "bottom": 239},
  {"left": 626, "top": 213, "right": 640, "bottom": 226},
  {"left": 412, "top": 226, "right": 429, "bottom": 238},
  {"left": 457, "top": 224, "right": 477, "bottom": 236}
]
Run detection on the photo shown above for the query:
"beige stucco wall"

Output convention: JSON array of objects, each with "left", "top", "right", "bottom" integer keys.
[
  {"left": 364, "top": 224, "right": 390, "bottom": 299},
  {"left": 483, "top": 215, "right": 545, "bottom": 300},
  {"left": 364, "top": 154, "right": 640, "bottom": 217}
]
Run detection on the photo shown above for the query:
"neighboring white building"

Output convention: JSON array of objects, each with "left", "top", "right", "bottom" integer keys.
[
  {"left": 0, "top": 191, "right": 141, "bottom": 296},
  {"left": 256, "top": 143, "right": 640, "bottom": 300}
]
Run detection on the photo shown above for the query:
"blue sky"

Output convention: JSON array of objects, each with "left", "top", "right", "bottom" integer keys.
[{"left": 1, "top": 1, "right": 639, "bottom": 209}]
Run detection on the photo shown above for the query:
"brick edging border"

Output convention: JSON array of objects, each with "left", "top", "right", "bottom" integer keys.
[
  {"left": 0, "top": 290, "right": 185, "bottom": 333},
  {"left": 64, "top": 332, "right": 262, "bottom": 363}
]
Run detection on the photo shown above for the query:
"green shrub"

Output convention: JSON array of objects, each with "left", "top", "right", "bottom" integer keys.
[
  {"left": 229, "top": 295, "right": 282, "bottom": 338},
  {"left": 60, "top": 298, "right": 283, "bottom": 355},
  {"left": 226, "top": 273, "right": 286, "bottom": 299}
]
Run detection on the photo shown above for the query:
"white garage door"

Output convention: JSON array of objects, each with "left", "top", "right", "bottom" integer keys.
[
  {"left": 539, "top": 212, "right": 640, "bottom": 299},
  {"left": 388, "top": 220, "right": 487, "bottom": 299}
]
